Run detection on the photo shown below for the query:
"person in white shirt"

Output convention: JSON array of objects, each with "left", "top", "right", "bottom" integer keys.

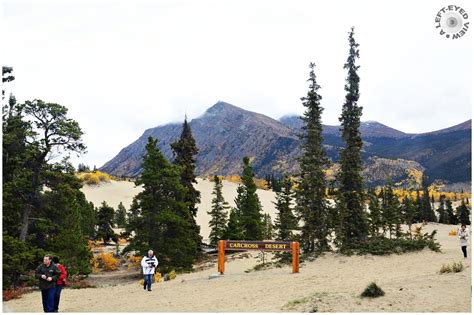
[
  {"left": 458, "top": 224, "right": 469, "bottom": 259},
  {"left": 141, "top": 249, "right": 159, "bottom": 291}
]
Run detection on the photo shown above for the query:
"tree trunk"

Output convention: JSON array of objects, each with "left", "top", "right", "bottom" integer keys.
[{"left": 19, "top": 204, "right": 33, "bottom": 241}]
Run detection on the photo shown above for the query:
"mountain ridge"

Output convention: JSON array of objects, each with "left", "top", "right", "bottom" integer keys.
[{"left": 100, "top": 101, "right": 471, "bottom": 186}]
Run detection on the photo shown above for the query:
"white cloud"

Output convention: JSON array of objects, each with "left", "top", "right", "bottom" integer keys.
[{"left": 2, "top": 0, "right": 472, "bottom": 168}]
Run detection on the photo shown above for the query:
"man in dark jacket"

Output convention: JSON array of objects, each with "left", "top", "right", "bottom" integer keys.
[{"left": 35, "top": 255, "right": 61, "bottom": 312}]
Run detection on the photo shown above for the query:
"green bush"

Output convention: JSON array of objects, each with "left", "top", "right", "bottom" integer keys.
[
  {"left": 361, "top": 282, "right": 385, "bottom": 298},
  {"left": 343, "top": 230, "right": 441, "bottom": 256}
]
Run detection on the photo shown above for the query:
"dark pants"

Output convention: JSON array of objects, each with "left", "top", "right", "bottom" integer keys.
[
  {"left": 144, "top": 274, "right": 153, "bottom": 290},
  {"left": 461, "top": 246, "right": 467, "bottom": 258},
  {"left": 54, "top": 285, "right": 63, "bottom": 312},
  {"left": 41, "top": 287, "right": 55, "bottom": 312}
]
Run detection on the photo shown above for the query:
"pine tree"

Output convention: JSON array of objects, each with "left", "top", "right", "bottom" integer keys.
[
  {"left": 235, "top": 157, "right": 263, "bottom": 240},
  {"left": 380, "top": 183, "right": 401, "bottom": 239},
  {"left": 367, "top": 188, "right": 382, "bottom": 237},
  {"left": 224, "top": 206, "right": 244, "bottom": 240},
  {"left": 445, "top": 199, "right": 458, "bottom": 225},
  {"left": 415, "top": 190, "right": 423, "bottom": 222},
  {"left": 171, "top": 117, "right": 202, "bottom": 254},
  {"left": 420, "top": 175, "right": 436, "bottom": 222},
  {"left": 401, "top": 195, "right": 417, "bottom": 238},
  {"left": 115, "top": 202, "right": 127, "bottom": 228},
  {"left": 274, "top": 176, "right": 298, "bottom": 241},
  {"left": 207, "top": 176, "right": 229, "bottom": 246},
  {"left": 456, "top": 199, "right": 471, "bottom": 225},
  {"left": 96, "top": 201, "right": 117, "bottom": 245},
  {"left": 436, "top": 195, "right": 448, "bottom": 224},
  {"left": 335, "top": 27, "right": 369, "bottom": 249},
  {"left": 262, "top": 213, "right": 274, "bottom": 240},
  {"left": 124, "top": 137, "right": 197, "bottom": 271},
  {"left": 295, "top": 62, "right": 331, "bottom": 253}
]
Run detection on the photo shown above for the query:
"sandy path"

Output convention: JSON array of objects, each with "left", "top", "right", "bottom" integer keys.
[{"left": 4, "top": 223, "right": 471, "bottom": 312}]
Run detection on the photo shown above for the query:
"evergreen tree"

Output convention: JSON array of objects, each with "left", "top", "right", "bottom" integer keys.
[
  {"left": 96, "top": 201, "right": 117, "bottom": 244},
  {"left": 401, "top": 195, "right": 417, "bottom": 238},
  {"left": 335, "top": 27, "right": 369, "bottom": 249},
  {"left": 262, "top": 213, "right": 274, "bottom": 240},
  {"left": 456, "top": 199, "right": 471, "bottom": 225},
  {"left": 436, "top": 195, "right": 448, "bottom": 224},
  {"left": 235, "top": 157, "right": 263, "bottom": 240},
  {"left": 274, "top": 176, "right": 298, "bottom": 241},
  {"left": 445, "top": 199, "right": 458, "bottom": 225},
  {"left": 380, "top": 183, "right": 401, "bottom": 239},
  {"left": 367, "top": 188, "right": 382, "bottom": 237},
  {"left": 414, "top": 190, "right": 423, "bottom": 222},
  {"left": 207, "top": 176, "right": 229, "bottom": 246},
  {"left": 171, "top": 117, "right": 202, "bottom": 253},
  {"left": 224, "top": 207, "right": 244, "bottom": 240},
  {"left": 124, "top": 137, "right": 197, "bottom": 271},
  {"left": 295, "top": 62, "right": 331, "bottom": 253},
  {"left": 420, "top": 175, "right": 436, "bottom": 222},
  {"left": 115, "top": 202, "right": 127, "bottom": 228}
]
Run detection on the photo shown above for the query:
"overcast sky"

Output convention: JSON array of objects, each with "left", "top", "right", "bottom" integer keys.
[{"left": 2, "top": 0, "right": 472, "bottom": 168}]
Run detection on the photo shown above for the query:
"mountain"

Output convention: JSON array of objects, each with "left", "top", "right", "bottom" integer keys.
[
  {"left": 101, "top": 102, "right": 300, "bottom": 177},
  {"left": 101, "top": 101, "right": 471, "bottom": 187}
]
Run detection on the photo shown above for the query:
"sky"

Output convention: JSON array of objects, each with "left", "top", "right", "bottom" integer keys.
[{"left": 2, "top": 0, "right": 472, "bottom": 168}]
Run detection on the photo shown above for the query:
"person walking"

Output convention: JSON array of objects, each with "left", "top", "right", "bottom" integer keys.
[
  {"left": 458, "top": 224, "right": 469, "bottom": 259},
  {"left": 141, "top": 250, "right": 158, "bottom": 292},
  {"left": 35, "top": 255, "right": 61, "bottom": 313},
  {"left": 52, "top": 257, "right": 67, "bottom": 312}
]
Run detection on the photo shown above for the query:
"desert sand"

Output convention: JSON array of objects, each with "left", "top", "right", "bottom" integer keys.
[
  {"left": 81, "top": 178, "right": 278, "bottom": 244},
  {"left": 3, "top": 180, "right": 471, "bottom": 312}
]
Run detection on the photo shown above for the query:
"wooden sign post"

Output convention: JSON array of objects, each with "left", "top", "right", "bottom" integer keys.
[{"left": 217, "top": 240, "right": 300, "bottom": 274}]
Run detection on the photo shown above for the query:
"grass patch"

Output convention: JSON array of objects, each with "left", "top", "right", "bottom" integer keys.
[
  {"left": 3, "top": 287, "right": 33, "bottom": 301},
  {"left": 282, "top": 292, "right": 328, "bottom": 310},
  {"left": 361, "top": 282, "right": 385, "bottom": 298},
  {"left": 439, "top": 261, "right": 464, "bottom": 274}
]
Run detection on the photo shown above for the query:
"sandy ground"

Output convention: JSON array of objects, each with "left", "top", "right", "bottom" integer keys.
[
  {"left": 80, "top": 178, "right": 278, "bottom": 244},
  {"left": 3, "top": 223, "right": 471, "bottom": 312}
]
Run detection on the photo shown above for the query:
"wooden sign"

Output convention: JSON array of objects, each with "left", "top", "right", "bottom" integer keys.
[
  {"left": 217, "top": 240, "right": 300, "bottom": 274},
  {"left": 225, "top": 240, "right": 292, "bottom": 251}
]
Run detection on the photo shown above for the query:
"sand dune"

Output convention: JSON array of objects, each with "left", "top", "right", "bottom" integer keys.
[
  {"left": 4, "top": 180, "right": 471, "bottom": 312},
  {"left": 80, "top": 178, "right": 278, "bottom": 243},
  {"left": 3, "top": 223, "right": 471, "bottom": 312}
]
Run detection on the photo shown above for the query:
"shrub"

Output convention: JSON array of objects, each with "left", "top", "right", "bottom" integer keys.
[
  {"left": 343, "top": 230, "right": 441, "bottom": 256},
  {"left": 2, "top": 287, "right": 33, "bottom": 301},
  {"left": 97, "top": 253, "right": 120, "bottom": 271},
  {"left": 448, "top": 229, "right": 457, "bottom": 236},
  {"left": 440, "top": 261, "right": 464, "bottom": 274},
  {"left": 169, "top": 270, "right": 176, "bottom": 280},
  {"left": 361, "top": 282, "right": 385, "bottom": 298}
]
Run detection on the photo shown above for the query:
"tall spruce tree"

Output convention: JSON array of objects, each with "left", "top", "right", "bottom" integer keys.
[
  {"left": 207, "top": 176, "right": 229, "bottom": 246},
  {"left": 420, "top": 175, "right": 436, "bottom": 222},
  {"left": 401, "top": 195, "right": 417, "bottom": 238},
  {"left": 262, "top": 213, "right": 274, "bottom": 240},
  {"left": 380, "top": 183, "right": 401, "bottom": 239},
  {"left": 295, "top": 62, "right": 331, "bottom": 253},
  {"left": 367, "top": 188, "right": 382, "bottom": 237},
  {"left": 335, "top": 27, "right": 369, "bottom": 249},
  {"left": 96, "top": 201, "right": 117, "bottom": 245},
  {"left": 436, "top": 195, "right": 448, "bottom": 224},
  {"left": 171, "top": 117, "right": 202, "bottom": 253},
  {"left": 235, "top": 157, "right": 263, "bottom": 240},
  {"left": 274, "top": 176, "right": 298, "bottom": 241},
  {"left": 445, "top": 199, "right": 458, "bottom": 225},
  {"left": 115, "top": 202, "right": 127, "bottom": 228},
  {"left": 124, "top": 137, "right": 197, "bottom": 271},
  {"left": 456, "top": 199, "right": 471, "bottom": 225}
]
